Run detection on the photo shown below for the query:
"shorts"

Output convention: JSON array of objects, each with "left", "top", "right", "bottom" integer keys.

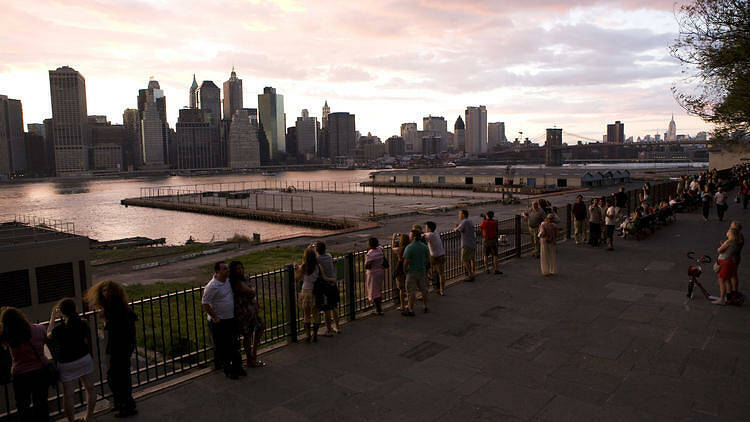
[
  {"left": 58, "top": 354, "right": 94, "bottom": 383},
  {"left": 429, "top": 255, "right": 446, "bottom": 273},
  {"left": 405, "top": 272, "right": 427, "bottom": 293},
  {"left": 605, "top": 225, "right": 615, "bottom": 239},
  {"left": 461, "top": 246, "right": 475, "bottom": 263},
  {"left": 483, "top": 238, "right": 498, "bottom": 256}
]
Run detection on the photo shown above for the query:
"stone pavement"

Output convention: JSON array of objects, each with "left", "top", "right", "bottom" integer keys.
[{"left": 98, "top": 205, "right": 750, "bottom": 422}]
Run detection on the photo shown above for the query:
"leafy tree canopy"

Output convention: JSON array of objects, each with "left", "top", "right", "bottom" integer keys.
[{"left": 671, "top": 0, "right": 750, "bottom": 140}]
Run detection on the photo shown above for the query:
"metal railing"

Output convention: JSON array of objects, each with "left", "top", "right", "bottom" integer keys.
[{"left": 1, "top": 179, "right": 683, "bottom": 420}]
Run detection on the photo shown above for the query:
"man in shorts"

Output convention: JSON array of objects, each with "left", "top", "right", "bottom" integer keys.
[
  {"left": 424, "top": 221, "right": 447, "bottom": 295},
  {"left": 402, "top": 229, "right": 430, "bottom": 316},
  {"left": 454, "top": 209, "right": 477, "bottom": 281},
  {"left": 480, "top": 211, "right": 503, "bottom": 275}
]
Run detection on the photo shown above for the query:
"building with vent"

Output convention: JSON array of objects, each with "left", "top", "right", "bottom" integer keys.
[{"left": 0, "top": 217, "right": 90, "bottom": 322}]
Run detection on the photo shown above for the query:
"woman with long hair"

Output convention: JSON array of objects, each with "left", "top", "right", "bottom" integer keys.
[
  {"left": 294, "top": 247, "right": 335, "bottom": 343},
  {"left": 392, "top": 233, "right": 410, "bottom": 310},
  {"left": 314, "top": 241, "right": 340, "bottom": 335},
  {"left": 364, "top": 237, "right": 385, "bottom": 316},
  {"left": 47, "top": 298, "right": 96, "bottom": 422},
  {"left": 539, "top": 213, "right": 559, "bottom": 276},
  {"left": 730, "top": 221, "right": 744, "bottom": 294},
  {"left": 0, "top": 307, "right": 50, "bottom": 421},
  {"left": 85, "top": 281, "right": 138, "bottom": 418},
  {"left": 228, "top": 261, "right": 266, "bottom": 368}
]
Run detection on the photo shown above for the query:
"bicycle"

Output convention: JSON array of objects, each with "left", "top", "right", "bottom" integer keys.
[{"left": 686, "top": 252, "right": 719, "bottom": 301}]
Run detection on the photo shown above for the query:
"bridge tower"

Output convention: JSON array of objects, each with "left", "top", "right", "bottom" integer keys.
[{"left": 545, "top": 128, "right": 563, "bottom": 166}]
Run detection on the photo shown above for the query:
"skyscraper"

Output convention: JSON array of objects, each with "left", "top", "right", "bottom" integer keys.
[
  {"left": 197, "top": 81, "right": 221, "bottom": 125},
  {"left": 49, "top": 66, "right": 90, "bottom": 175},
  {"left": 464, "top": 106, "right": 487, "bottom": 155},
  {"left": 327, "top": 112, "right": 356, "bottom": 157},
  {"left": 0, "top": 95, "right": 26, "bottom": 177},
  {"left": 488, "top": 122, "right": 507, "bottom": 149},
  {"left": 176, "top": 108, "right": 214, "bottom": 169},
  {"left": 321, "top": 100, "right": 330, "bottom": 129},
  {"left": 137, "top": 80, "right": 169, "bottom": 166},
  {"left": 422, "top": 115, "right": 447, "bottom": 152},
  {"left": 667, "top": 115, "right": 677, "bottom": 142},
  {"left": 222, "top": 68, "right": 243, "bottom": 121},
  {"left": 400, "top": 122, "right": 418, "bottom": 153},
  {"left": 227, "top": 108, "right": 260, "bottom": 169},
  {"left": 295, "top": 109, "right": 319, "bottom": 157},
  {"left": 257, "top": 87, "right": 285, "bottom": 160},
  {"left": 454, "top": 116, "right": 465, "bottom": 152},
  {"left": 606, "top": 121, "right": 625, "bottom": 144},
  {"left": 189, "top": 74, "right": 199, "bottom": 109},
  {"left": 122, "top": 109, "right": 139, "bottom": 170}
]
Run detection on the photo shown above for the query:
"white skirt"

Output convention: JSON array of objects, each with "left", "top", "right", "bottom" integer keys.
[{"left": 58, "top": 354, "right": 94, "bottom": 383}]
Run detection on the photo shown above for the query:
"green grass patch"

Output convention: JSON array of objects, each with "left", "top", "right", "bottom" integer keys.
[
  {"left": 124, "top": 282, "right": 198, "bottom": 301},
  {"left": 90, "top": 243, "right": 218, "bottom": 265},
  {"left": 200, "top": 246, "right": 307, "bottom": 276}
]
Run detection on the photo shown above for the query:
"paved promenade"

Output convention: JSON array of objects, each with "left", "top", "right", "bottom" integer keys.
[{"left": 99, "top": 205, "right": 750, "bottom": 421}]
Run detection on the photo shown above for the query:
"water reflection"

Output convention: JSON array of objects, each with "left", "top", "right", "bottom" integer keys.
[{"left": 54, "top": 181, "right": 90, "bottom": 195}]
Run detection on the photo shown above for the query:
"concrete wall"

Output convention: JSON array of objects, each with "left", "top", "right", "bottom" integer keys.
[
  {"left": 0, "top": 237, "right": 90, "bottom": 322},
  {"left": 709, "top": 144, "right": 750, "bottom": 170}
]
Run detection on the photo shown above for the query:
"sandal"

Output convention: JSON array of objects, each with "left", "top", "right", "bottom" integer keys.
[{"left": 249, "top": 360, "right": 267, "bottom": 368}]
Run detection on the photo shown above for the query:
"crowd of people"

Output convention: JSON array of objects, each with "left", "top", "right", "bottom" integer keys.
[
  {"left": 0, "top": 280, "right": 138, "bottom": 421},
  {"left": 3, "top": 167, "right": 749, "bottom": 420}
]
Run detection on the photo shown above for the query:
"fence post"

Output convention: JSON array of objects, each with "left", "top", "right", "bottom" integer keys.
[
  {"left": 345, "top": 252, "right": 356, "bottom": 321},
  {"left": 566, "top": 203, "right": 572, "bottom": 239},
  {"left": 284, "top": 264, "right": 298, "bottom": 343},
  {"left": 514, "top": 214, "right": 522, "bottom": 257}
]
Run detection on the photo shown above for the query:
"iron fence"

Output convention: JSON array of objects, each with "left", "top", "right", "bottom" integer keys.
[{"left": 1, "top": 180, "right": 679, "bottom": 420}]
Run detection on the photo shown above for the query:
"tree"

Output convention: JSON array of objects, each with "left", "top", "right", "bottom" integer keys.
[{"left": 670, "top": 0, "right": 750, "bottom": 140}]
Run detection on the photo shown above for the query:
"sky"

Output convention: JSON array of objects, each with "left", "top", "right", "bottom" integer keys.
[{"left": 0, "top": 0, "right": 712, "bottom": 143}]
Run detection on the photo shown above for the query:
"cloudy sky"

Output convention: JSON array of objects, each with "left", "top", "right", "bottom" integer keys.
[{"left": 0, "top": 0, "right": 710, "bottom": 142}]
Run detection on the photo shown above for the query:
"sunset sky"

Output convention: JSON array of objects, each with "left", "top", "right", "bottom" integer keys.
[{"left": 0, "top": 0, "right": 711, "bottom": 142}]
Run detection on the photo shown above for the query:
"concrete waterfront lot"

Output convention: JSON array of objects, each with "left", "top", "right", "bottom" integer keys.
[{"left": 96, "top": 201, "right": 750, "bottom": 421}]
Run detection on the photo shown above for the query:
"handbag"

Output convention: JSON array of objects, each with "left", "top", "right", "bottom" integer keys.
[
  {"left": 30, "top": 340, "right": 59, "bottom": 387},
  {"left": 713, "top": 262, "right": 721, "bottom": 273}
]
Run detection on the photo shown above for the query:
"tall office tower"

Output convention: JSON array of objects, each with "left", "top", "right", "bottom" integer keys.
[
  {"left": 295, "top": 109, "right": 319, "bottom": 157},
  {"left": 227, "top": 108, "right": 260, "bottom": 169},
  {"left": 0, "top": 95, "right": 26, "bottom": 176},
  {"left": 257, "top": 87, "right": 286, "bottom": 160},
  {"left": 488, "top": 122, "right": 507, "bottom": 149},
  {"left": 222, "top": 67, "right": 243, "bottom": 121},
  {"left": 197, "top": 81, "right": 221, "bottom": 125},
  {"left": 27, "top": 123, "right": 45, "bottom": 138},
  {"left": 321, "top": 100, "right": 330, "bottom": 128},
  {"left": 49, "top": 66, "right": 90, "bottom": 175},
  {"left": 606, "top": 121, "right": 625, "bottom": 144},
  {"left": 189, "top": 74, "right": 199, "bottom": 109},
  {"left": 423, "top": 115, "right": 447, "bottom": 151},
  {"left": 327, "top": 112, "right": 356, "bottom": 157},
  {"left": 137, "top": 80, "right": 169, "bottom": 166},
  {"left": 545, "top": 128, "right": 563, "bottom": 167},
  {"left": 464, "top": 106, "right": 487, "bottom": 155},
  {"left": 385, "top": 136, "right": 405, "bottom": 156},
  {"left": 400, "top": 122, "right": 419, "bottom": 153},
  {"left": 176, "top": 108, "right": 215, "bottom": 169},
  {"left": 667, "top": 115, "right": 677, "bottom": 142},
  {"left": 122, "top": 109, "right": 139, "bottom": 169},
  {"left": 285, "top": 126, "right": 297, "bottom": 159},
  {"left": 454, "top": 116, "right": 465, "bottom": 152}
]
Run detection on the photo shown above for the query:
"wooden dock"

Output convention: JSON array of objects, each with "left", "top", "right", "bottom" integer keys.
[{"left": 120, "top": 198, "right": 356, "bottom": 230}]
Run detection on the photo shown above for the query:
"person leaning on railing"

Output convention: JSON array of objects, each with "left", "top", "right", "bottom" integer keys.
[
  {"left": 522, "top": 201, "right": 545, "bottom": 258},
  {"left": 294, "top": 248, "right": 336, "bottom": 343},
  {"left": 46, "top": 298, "right": 97, "bottom": 422},
  {"left": 0, "top": 307, "right": 50, "bottom": 421},
  {"left": 86, "top": 280, "right": 138, "bottom": 417},
  {"left": 201, "top": 262, "right": 244, "bottom": 380}
]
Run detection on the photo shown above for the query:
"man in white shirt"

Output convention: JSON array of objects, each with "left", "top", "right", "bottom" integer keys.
[
  {"left": 605, "top": 199, "right": 619, "bottom": 251},
  {"left": 715, "top": 187, "right": 728, "bottom": 221},
  {"left": 424, "top": 221, "right": 447, "bottom": 295},
  {"left": 202, "top": 261, "right": 244, "bottom": 379}
]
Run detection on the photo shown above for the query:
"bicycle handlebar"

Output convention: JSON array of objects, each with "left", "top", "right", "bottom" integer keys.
[{"left": 687, "top": 252, "right": 711, "bottom": 263}]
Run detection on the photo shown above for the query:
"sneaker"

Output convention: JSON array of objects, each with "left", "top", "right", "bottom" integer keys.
[
  {"left": 423, "top": 307, "right": 430, "bottom": 313},
  {"left": 225, "top": 372, "right": 239, "bottom": 380},
  {"left": 401, "top": 310, "right": 410, "bottom": 317},
  {"left": 494, "top": 270, "right": 503, "bottom": 275},
  {"left": 711, "top": 297, "right": 726, "bottom": 306},
  {"left": 407, "top": 310, "right": 416, "bottom": 317}
]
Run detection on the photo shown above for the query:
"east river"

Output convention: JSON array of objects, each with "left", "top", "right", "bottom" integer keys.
[
  {"left": 0, "top": 170, "right": 373, "bottom": 244},
  {"left": 0, "top": 163, "right": 706, "bottom": 245}
]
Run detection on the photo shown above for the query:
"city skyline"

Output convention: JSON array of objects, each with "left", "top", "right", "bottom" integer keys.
[{"left": 2, "top": 0, "right": 712, "bottom": 141}]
